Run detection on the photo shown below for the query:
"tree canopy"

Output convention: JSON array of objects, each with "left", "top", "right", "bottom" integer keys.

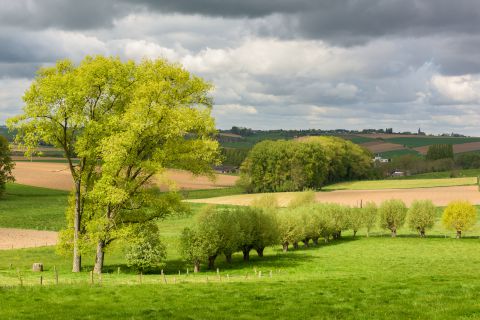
[
  {"left": 8, "top": 55, "right": 220, "bottom": 272},
  {"left": 238, "top": 136, "right": 373, "bottom": 193}
]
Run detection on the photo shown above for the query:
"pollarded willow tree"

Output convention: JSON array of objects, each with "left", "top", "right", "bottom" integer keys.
[{"left": 8, "top": 56, "right": 220, "bottom": 273}]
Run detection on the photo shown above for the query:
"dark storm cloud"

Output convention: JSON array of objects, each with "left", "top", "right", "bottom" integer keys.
[
  {"left": 130, "top": 0, "right": 480, "bottom": 42},
  {"left": 0, "top": 0, "right": 127, "bottom": 30}
]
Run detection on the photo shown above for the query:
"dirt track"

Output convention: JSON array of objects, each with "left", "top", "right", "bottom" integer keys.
[
  {"left": 188, "top": 185, "right": 480, "bottom": 207},
  {"left": 12, "top": 162, "right": 238, "bottom": 191},
  {"left": 0, "top": 228, "right": 58, "bottom": 250}
]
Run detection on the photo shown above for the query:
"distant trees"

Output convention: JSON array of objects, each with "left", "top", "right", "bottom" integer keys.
[
  {"left": 378, "top": 199, "right": 407, "bottom": 237},
  {"left": 442, "top": 201, "right": 477, "bottom": 238},
  {"left": 0, "top": 135, "right": 14, "bottom": 198},
  {"left": 406, "top": 200, "right": 436, "bottom": 237},
  {"left": 426, "top": 144, "right": 454, "bottom": 160},
  {"left": 239, "top": 137, "right": 373, "bottom": 193}
]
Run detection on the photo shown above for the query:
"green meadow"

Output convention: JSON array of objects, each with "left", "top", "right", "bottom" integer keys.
[{"left": 1, "top": 183, "right": 480, "bottom": 319}]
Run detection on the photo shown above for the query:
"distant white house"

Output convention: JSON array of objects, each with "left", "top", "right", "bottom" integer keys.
[
  {"left": 391, "top": 171, "right": 406, "bottom": 177},
  {"left": 372, "top": 155, "right": 389, "bottom": 163}
]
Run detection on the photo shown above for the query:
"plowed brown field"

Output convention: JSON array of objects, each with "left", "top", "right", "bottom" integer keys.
[
  {"left": 12, "top": 162, "right": 238, "bottom": 191},
  {"left": 0, "top": 228, "right": 58, "bottom": 250}
]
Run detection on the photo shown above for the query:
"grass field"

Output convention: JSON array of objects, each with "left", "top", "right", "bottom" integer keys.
[
  {"left": 3, "top": 183, "right": 480, "bottom": 318},
  {"left": 396, "top": 169, "right": 480, "bottom": 180},
  {"left": 0, "top": 183, "right": 68, "bottom": 230},
  {"left": 384, "top": 136, "right": 480, "bottom": 148},
  {"left": 377, "top": 148, "right": 420, "bottom": 158},
  {"left": 323, "top": 177, "right": 477, "bottom": 190}
]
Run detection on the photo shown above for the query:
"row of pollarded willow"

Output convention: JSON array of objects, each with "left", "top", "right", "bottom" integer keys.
[
  {"left": 7, "top": 56, "right": 220, "bottom": 273},
  {"left": 238, "top": 136, "right": 374, "bottom": 193},
  {"left": 180, "top": 193, "right": 478, "bottom": 272}
]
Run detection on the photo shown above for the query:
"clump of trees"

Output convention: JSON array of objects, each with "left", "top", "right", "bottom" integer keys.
[
  {"left": 180, "top": 199, "right": 279, "bottom": 272},
  {"left": 0, "top": 135, "right": 15, "bottom": 198},
  {"left": 442, "top": 201, "right": 477, "bottom": 238},
  {"left": 238, "top": 137, "right": 373, "bottom": 193},
  {"left": 426, "top": 144, "right": 454, "bottom": 161}
]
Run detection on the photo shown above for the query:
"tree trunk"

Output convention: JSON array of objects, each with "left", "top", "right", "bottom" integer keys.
[
  {"left": 338, "top": 230, "right": 342, "bottom": 238},
  {"left": 303, "top": 238, "right": 309, "bottom": 248},
  {"left": 366, "top": 229, "right": 370, "bottom": 238},
  {"left": 256, "top": 247, "right": 264, "bottom": 257},
  {"left": 391, "top": 228, "right": 397, "bottom": 238},
  {"left": 242, "top": 248, "right": 250, "bottom": 261},
  {"left": 93, "top": 239, "right": 105, "bottom": 274},
  {"left": 353, "top": 230, "right": 357, "bottom": 238},
  {"left": 72, "top": 181, "right": 82, "bottom": 273},
  {"left": 282, "top": 242, "right": 289, "bottom": 252},
  {"left": 456, "top": 230, "right": 462, "bottom": 239},
  {"left": 208, "top": 255, "right": 217, "bottom": 270},
  {"left": 293, "top": 242, "right": 299, "bottom": 249},
  {"left": 225, "top": 253, "right": 232, "bottom": 263},
  {"left": 312, "top": 237, "right": 319, "bottom": 246},
  {"left": 194, "top": 261, "right": 200, "bottom": 273},
  {"left": 420, "top": 229, "right": 425, "bottom": 238}
]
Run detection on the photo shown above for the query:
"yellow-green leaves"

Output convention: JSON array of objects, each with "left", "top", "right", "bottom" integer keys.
[{"left": 442, "top": 200, "right": 477, "bottom": 238}]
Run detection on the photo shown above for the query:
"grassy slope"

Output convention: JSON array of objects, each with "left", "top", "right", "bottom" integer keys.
[
  {"left": 397, "top": 169, "right": 480, "bottom": 180},
  {"left": 323, "top": 177, "right": 476, "bottom": 190},
  {"left": 0, "top": 183, "right": 68, "bottom": 230},
  {"left": 385, "top": 136, "right": 480, "bottom": 148}
]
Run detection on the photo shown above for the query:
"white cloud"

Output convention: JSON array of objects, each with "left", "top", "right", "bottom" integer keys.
[{"left": 431, "top": 74, "right": 480, "bottom": 104}]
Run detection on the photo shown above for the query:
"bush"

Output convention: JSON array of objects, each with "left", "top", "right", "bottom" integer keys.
[
  {"left": 0, "top": 135, "right": 14, "bottom": 198},
  {"left": 124, "top": 223, "right": 166, "bottom": 273},
  {"left": 180, "top": 227, "right": 207, "bottom": 273},
  {"left": 407, "top": 200, "right": 436, "bottom": 237},
  {"left": 288, "top": 190, "right": 316, "bottom": 209},
  {"left": 379, "top": 199, "right": 407, "bottom": 237},
  {"left": 442, "top": 201, "right": 477, "bottom": 238}
]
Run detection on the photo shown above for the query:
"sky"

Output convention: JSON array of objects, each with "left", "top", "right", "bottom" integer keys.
[{"left": 1, "top": 0, "right": 480, "bottom": 135}]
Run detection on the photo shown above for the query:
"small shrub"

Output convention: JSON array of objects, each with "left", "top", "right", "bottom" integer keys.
[
  {"left": 362, "top": 202, "right": 378, "bottom": 237},
  {"left": 125, "top": 223, "right": 166, "bottom": 273}
]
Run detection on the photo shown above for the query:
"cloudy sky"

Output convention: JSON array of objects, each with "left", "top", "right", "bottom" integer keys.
[{"left": 1, "top": 0, "right": 480, "bottom": 134}]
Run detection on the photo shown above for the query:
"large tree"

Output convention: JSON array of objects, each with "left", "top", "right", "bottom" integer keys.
[
  {"left": 8, "top": 56, "right": 220, "bottom": 273},
  {"left": 8, "top": 57, "right": 133, "bottom": 271},
  {"left": 0, "top": 135, "right": 15, "bottom": 198}
]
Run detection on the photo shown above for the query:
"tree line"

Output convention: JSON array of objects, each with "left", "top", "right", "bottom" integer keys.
[
  {"left": 179, "top": 193, "right": 478, "bottom": 272},
  {"left": 0, "top": 135, "right": 14, "bottom": 198},
  {"left": 238, "top": 137, "right": 374, "bottom": 193}
]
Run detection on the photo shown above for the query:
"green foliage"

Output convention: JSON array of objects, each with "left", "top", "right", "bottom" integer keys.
[
  {"left": 0, "top": 135, "right": 15, "bottom": 198},
  {"left": 362, "top": 202, "right": 378, "bottom": 237},
  {"left": 277, "top": 209, "right": 304, "bottom": 251},
  {"left": 378, "top": 199, "right": 407, "bottom": 237},
  {"left": 287, "top": 190, "right": 316, "bottom": 209},
  {"left": 239, "top": 136, "right": 373, "bottom": 193},
  {"left": 442, "top": 201, "right": 477, "bottom": 238},
  {"left": 455, "top": 152, "right": 480, "bottom": 169},
  {"left": 180, "top": 227, "right": 207, "bottom": 272},
  {"left": 220, "top": 147, "right": 250, "bottom": 166},
  {"left": 406, "top": 200, "right": 437, "bottom": 237},
  {"left": 348, "top": 208, "right": 365, "bottom": 237},
  {"left": 426, "top": 144, "right": 454, "bottom": 160},
  {"left": 251, "top": 194, "right": 278, "bottom": 210},
  {"left": 124, "top": 223, "right": 166, "bottom": 272}
]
